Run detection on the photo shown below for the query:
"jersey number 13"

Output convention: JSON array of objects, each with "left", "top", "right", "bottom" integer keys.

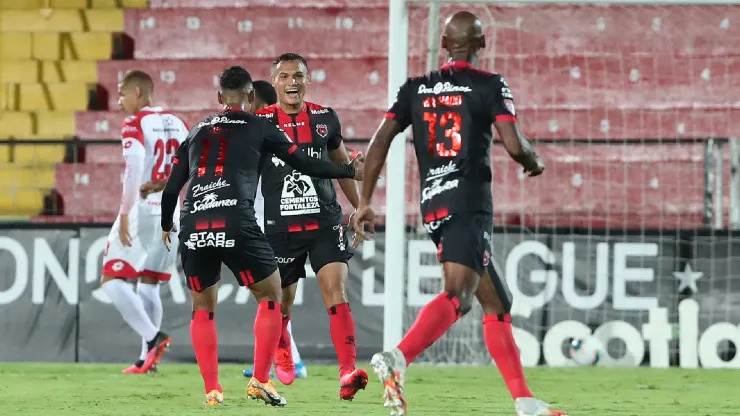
[{"left": 423, "top": 111, "right": 462, "bottom": 157}]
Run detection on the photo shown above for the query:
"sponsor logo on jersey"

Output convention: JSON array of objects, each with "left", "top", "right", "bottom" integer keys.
[
  {"left": 122, "top": 125, "right": 139, "bottom": 134},
  {"left": 504, "top": 99, "right": 516, "bottom": 115},
  {"left": 421, "top": 178, "right": 459, "bottom": 204},
  {"left": 417, "top": 82, "right": 472, "bottom": 95},
  {"left": 184, "top": 231, "right": 235, "bottom": 250},
  {"left": 123, "top": 140, "right": 134, "bottom": 149},
  {"left": 310, "top": 108, "right": 329, "bottom": 115},
  {"left": 192, "top": 178, "right": 230, "bottom": 198},
  {"left": 191, "top": 193, "right": 237, "bottom": 213},
  {"left": 198, "top": 116, "right": 247, "bottom": 128},
  {"left": 316, "top": 124, "right": 328, "bottom": 138},
  {"left": 423, "top": 214, "right": 452, "bottom": 233},
  {"left": 282, "top": 121, "right": 306, "bottom": 129},
  {"left": 280, "top": 170, "right": 320, "bottom": 216},
  {"left": 275, "top": 257, "right": 295, "bottom": 264},
  {"left": 272, "top": 156, "right": 286, "bottom": 167},
  {"left": 425, "top": 161, "right": 459, "bottom": 181}
]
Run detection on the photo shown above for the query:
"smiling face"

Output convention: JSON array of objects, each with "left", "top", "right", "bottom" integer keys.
[{"left": 272, "top": 59, "right": 309, "bottom": 112}]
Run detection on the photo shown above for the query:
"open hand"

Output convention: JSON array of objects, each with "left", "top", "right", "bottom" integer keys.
[{"left": 350, "top": 204, "right": 375, "bottom": 245}]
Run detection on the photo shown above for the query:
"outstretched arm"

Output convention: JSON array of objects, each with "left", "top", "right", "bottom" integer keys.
[
  {"left": 263, "top": 122, "right": 359, "bottom": 180},
  {"left": 361, "top": 118, "right": 401, "bottom": 205}
]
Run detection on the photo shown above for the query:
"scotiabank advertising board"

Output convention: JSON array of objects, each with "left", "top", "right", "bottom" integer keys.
[{"left": 0, "top": 226, "right": 737, "bottom": 368}]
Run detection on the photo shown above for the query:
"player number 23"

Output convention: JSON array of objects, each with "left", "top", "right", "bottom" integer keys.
[
  {"left": 423, "top": 111, "right": 462, "bottom": 157},
  {"left": 152, "top": 138, "right": 180, "bottom": 180}
]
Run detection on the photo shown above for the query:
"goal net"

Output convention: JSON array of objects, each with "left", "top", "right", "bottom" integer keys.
[{"left": 397, "top": 1, "right": 740, "bottom": 366}]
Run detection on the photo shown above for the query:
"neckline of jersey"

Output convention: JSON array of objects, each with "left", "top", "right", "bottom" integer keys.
[{"left": 441, "top": 61, "right": 474, "bottom": 71}]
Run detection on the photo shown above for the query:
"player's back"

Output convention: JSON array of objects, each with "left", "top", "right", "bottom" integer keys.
[
  {"left": 180, "top": 110, "right": 268, "bottom": 226},
  {"left": 124, "top": 106, "right": 189, "bottom": 212},
  {"left": 394, "top": 61, "right": 515, "bottom": 219}
]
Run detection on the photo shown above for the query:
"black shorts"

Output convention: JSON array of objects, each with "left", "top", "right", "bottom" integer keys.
[
  {"left": 266, "top": 224, "right": 352, "bottom": 288},
  {"left": 425, "top": 212, "right": 492, "bottom": 275},
  {"left": 179, "top": 223, "right": 278, "bottom": 291}
]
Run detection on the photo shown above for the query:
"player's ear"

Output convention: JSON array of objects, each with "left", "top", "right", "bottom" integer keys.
[
  {"left": 441, "top": 35, "right": 449, "bottom": 50},
  {"left": 134, "top": 86, "right": 142, "bottom": 99},
  {"left": 248, "top": 90, "right": 255, "bottom": 105},
  {"left": 479, "top": 35, "right": 486, "bottom": 49},
  {"left": 217, "top": 91, "right": 223, "bottom": 105}
]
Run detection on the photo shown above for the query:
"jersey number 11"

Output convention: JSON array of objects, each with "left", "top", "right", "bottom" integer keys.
[{"left": 197, "top": 137, "right": 229, "bottom": 177}]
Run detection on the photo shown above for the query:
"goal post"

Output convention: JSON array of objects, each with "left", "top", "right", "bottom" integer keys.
[{"left": 384, "top": 0, "right": 740, "bottom": 366}]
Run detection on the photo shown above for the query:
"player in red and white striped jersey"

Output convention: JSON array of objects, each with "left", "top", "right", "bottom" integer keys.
[{"left": 99, "top": 70, "right": 190, "bottom": 374}]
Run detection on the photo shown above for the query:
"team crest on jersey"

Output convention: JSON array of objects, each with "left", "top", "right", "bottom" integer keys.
[
  {"left": 504, "top": 99, "right": 516, "bottom": 115},
  {"left": 316, "top": 124, "right": 328, "bottom": 138}
]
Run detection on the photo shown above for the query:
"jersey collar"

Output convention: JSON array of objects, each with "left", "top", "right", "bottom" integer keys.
[
  {"left": 441, "top": 61, "right": 474, "bottom": 71},
  {"left": 222, "top": 105, "right": 244, "bottom": 113},
  {"left": 141, "top": 105, "right": 163, "bottom": 112}
]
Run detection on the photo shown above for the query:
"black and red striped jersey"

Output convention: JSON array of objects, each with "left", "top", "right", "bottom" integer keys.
[
  {"left": 160, "top": 107, "right": 355, "bottom": 232},
  {"left": 255, "top": 102, "right": 344, "bottom": 233},
  {"left": 386, "top": 60, "right": 516, "bottom": 222}
]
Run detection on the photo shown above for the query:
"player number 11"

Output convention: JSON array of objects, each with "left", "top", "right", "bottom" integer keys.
[{"left": 423, "top": 111, "right": 462, "bottom": 157}]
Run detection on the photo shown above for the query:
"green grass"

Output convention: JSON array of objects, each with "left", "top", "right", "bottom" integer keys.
[{"left": 0, "top": 363, "right": 737, "bottom": 415}]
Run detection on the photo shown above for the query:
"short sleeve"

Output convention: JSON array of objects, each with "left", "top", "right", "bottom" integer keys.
[
  {"left": 488, "top": 75, "right": 517, "bottom": 122},
  {"left": 121, "top": 115, "right": 145, "bottom": 147},
  {"left": 384, "top": 80, "right": 413, "bottom": 131},
  {"left": 262, "top": 120, "right": 298, "bottom": 158},
  {"left": 327, "top": 109, "right": 343, "bottom": 150}
]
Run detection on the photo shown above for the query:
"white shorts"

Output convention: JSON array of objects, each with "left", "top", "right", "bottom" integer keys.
[{"left": 102, "top": 208, "right": 179, "bottom": 281}]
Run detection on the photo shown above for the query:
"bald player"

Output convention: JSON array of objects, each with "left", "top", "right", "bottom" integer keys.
[
  {"left": 351, "top": 11, "right": 566, "bottom": 416},
  {"left": 101, "top": 70, "right": 190, "bottom": 374}
]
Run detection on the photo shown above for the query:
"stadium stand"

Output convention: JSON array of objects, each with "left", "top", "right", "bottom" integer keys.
[{"left": 0, "top": 1, "right": 734, "bottom": 227}]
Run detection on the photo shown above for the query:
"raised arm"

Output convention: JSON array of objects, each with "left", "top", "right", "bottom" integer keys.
[
  {"left": 160, "top": 141, "right": 190, "bottom": 232},
  {"left": 262, "top": 122, "right": 359, "bottom": 180}
]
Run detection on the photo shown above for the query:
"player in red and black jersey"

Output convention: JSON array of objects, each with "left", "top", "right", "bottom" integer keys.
[
  {"left": 159, "top": 66, "right": 362, "bottom": 407},
  {"left": 254, "top": 53, "right": 369, "bottom": 400},
  {"left": 352, "top": 12, "right": 567, "bottom": 416}
]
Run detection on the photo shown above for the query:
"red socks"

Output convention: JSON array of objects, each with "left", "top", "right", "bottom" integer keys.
[
  {"left": 397, "top": 292, "right": 462, "bottom": 364},
  {"left": 278, "top": 314, "right": 291, "bottom": 349},
  {"left": 190, "top": 310, "right": 222, "bottom": 393},
  {"left": 328, "top": 303, "right": 357, "bottom": 375},
  {"left": 483, "top": 314, "right": 533, "bottom": 399},
  {"left": 253, "top": 301, "right": 282, "bottom": 383}
]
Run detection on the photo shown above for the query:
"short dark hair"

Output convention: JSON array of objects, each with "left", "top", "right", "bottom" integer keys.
[
  {"left": 121, "top": 70, "right": 153, "bottom": 91},
  {"left": 253, "top": 80, "right": 277, "bottom": 105},
  {"left": 219, "top": 65, "right": 253, "bottom": 91},
  {"left": 272, "top": 53, "right": 309, "bottom": 74}
]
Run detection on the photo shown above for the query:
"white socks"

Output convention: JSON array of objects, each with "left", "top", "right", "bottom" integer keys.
[
  {"left": 137, "top": 283, "right": 163, "bottom": 360},
  {"left": 287, "top": 320, "right": 302, "bottom": 363},
  {"left": 102, "top": 279, "right": 158, "bottom": 342}
]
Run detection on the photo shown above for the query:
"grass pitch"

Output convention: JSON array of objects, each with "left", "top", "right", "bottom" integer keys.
[{"left": 1, "top": 363, "right": 737, "bottom": 415}]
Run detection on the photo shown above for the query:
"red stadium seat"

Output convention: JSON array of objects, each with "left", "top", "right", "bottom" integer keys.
[
  {"left": 125, "top": 7, "right": 390, "bottom": 60},
  {"left": 148, "top": 0, "right": 384, "bottom": 8},
  {"left": 55, "top": 163, "right": 122, "bottom": 219}
]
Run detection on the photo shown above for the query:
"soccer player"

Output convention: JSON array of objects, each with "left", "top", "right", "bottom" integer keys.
[
  {"left": 252, "top": 53, "right": 368, "bottom": 400},
  {"left": 245, "top": 79, "right": 309, "bottom": 380},
  {"left": 159, "top": 66, "right": 363, "bottom": 406},
  {"left": 99, "top": 70, "right": 189, "bottom": 374},
  {"left": 351, "top": 11, "right": 567, "bottom": 416}
]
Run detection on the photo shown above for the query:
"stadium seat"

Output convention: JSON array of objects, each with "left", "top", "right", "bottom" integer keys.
[
  {"left": 36, "top": 112, "right": 77, "bottom": 138},
  {"left": 0, "top": 189, "right": 45, "bottom": 215},
  {"left": 0, "top": 165, "right": 56, "bottom": 188},
  {"left": 97, "top": 58, "right": 391, "bottom": 111},
  {"left": 146, "top": 0, "right": 385, "bottom": 8},
  {"left": 0, "top": 112, "right": 33, "bottom": 138},
  {"left": 55, "top": 162, "right": 121, "bottom": 217},
  {"left": 0, "top": 9, "right": 123, "bottom": 32},
  {"left": 9, "top": 82, "right": 91, "bottom": 111},
  {"left": 0, "top": 61, "right": 39, "bottom": 83},
  {"left": 13, "top": 142, "right": 66, "bottom": 164},
  {"left": 41, "top": 60, "right": 98, "bottom": 83},
  {"left": 0, "top": 33, "right": 32, "bottom": 60},
  {"left": 0, "top": 0, "right": 44, "bottom": 9},
  {"left": 125, "top": 7, "right": 389, "bottom": 60},
  {"left": 92, "top": 0, "right": 149, "bottom": 8},
  {"left": 33, "top": 32, "right": 113, "bottom": 60}
]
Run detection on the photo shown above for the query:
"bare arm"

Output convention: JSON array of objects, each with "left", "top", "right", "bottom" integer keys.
[
  {"left": 493, "top": 120, "right": 544, "bottom": 176},
  {"left": 329, "top": 143, "right": 361, "bottom": 209},
  {"left": 361, "top": 119, "right": 402, "bottom": 205}
]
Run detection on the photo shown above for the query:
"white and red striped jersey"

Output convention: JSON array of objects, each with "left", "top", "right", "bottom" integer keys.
[{"left": 119, "top": 106, "right": 190, "bottom": 216}]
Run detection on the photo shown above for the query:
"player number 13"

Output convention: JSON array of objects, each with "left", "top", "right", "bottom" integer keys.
[{"left": 423, "top": 111, "right": 462, "bottom": 157}]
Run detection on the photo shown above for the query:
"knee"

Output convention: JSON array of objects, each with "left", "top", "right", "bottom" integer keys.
[{"left": 446, "top": 291, "right": 474, "bottom": 316}]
